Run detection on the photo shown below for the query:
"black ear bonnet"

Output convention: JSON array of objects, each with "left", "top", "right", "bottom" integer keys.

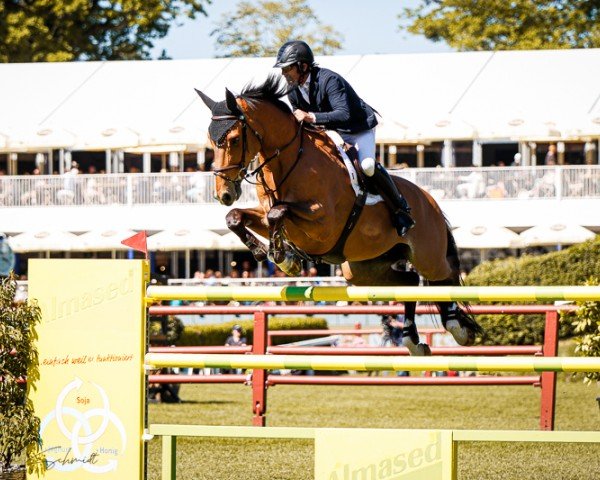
[{"left": 208, "top": 100, "right": 240, "bottom": 147}]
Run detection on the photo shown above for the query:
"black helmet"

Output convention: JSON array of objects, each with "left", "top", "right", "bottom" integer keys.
[{"left": 274, "top": 40, "right": 315, "bottom": 68}]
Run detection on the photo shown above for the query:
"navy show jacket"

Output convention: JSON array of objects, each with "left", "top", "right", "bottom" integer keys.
[{"left": 287, "top": 67, "right": 378, "bottom": 134}]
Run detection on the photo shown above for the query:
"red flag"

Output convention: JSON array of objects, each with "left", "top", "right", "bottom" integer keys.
[{"left": 121, "top": 231, "right": 148, "bottom": 258}]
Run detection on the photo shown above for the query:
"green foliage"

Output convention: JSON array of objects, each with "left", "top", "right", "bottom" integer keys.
[
  {"left": 572, "top": 278, "right": 600, "bottom": 384},
  {"left": 149, "top": 315, "right": 185, "bottom": 344},
  {"left": 399, "top": 0, "right": 600, "bottom": 51},
  {"left": 465, "top": 236, "right": 600, "bottom": 345},
  {"left": 0, "top": 0, "right": 211, "bottom": 62},
  {"left": 211, "top": 0, "right": 343, "bottom": 57},
  {"left": 178, "top": 316, "right": 328, "bottom": 346},
  {"left": 0, "top": 275, "right": 44, "bottom": 474}
]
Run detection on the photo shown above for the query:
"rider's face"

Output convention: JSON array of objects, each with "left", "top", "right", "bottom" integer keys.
[{"left": 281, "top": 64, "right": 301, "bottom": 87}]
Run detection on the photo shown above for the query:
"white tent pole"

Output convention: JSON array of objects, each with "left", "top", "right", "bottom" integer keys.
[
  {"left": 170, "top": 251, "right": 178, "bottom": 278},
  {"left": 105, "top": 149, "right": 111, "bottom": 174},
  {"left": 59, "top": 149, "right": 65, "bottom": 175},
  {"left": 143, "top": 152, "right": 151, "bottom": 173},
  {"left": 185, "top": 250, "right": 190, "bottom": 278},
  {"left": 200, "top": 251, "right": 206, "bottom": 273}
]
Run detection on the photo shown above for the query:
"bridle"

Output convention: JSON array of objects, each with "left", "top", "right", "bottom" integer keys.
[{"left": 210, "top": 113, "right": 304, "bottom": 195}]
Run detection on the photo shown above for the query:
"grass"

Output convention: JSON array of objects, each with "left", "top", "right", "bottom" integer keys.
[{"left": 147, "top": 374, "right": 600, "bottom": 480}]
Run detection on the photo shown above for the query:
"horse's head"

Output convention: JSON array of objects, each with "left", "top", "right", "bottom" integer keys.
[
  {"left": 195, "top": 88, "right": 262, "bottom": 206},
  {"left": 197, "top": 75, "right": 297, "bottom": 206}
]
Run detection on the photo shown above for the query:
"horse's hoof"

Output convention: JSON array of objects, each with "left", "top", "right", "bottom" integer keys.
[
  {"left": 253, "top": 248, "right": 268, "bottom": 262},
  {"left": 402, "top": 337, "right": 431, "bottom": 356},
  {"left": 445, "top": 320, "right": 474, "bottom": 346},
  {"left": 276, "top": 253, "right": 302, "bottom": 277}
]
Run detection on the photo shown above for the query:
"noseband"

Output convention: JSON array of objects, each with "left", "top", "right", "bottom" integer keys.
[{"left": 210, "top": 113, "right": 304, "bottom": 192}]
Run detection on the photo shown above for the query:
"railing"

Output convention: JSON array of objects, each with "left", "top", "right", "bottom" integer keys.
[{"left": 1, "top": 165, "right": 599, "bottom": 208}]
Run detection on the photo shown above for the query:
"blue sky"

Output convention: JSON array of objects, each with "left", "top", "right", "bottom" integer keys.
[{"left": 152, "top": 0, "right": 452, "bottom": 59}]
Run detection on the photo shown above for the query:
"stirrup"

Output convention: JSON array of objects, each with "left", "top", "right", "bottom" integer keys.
[{"left": 395, "top": 210, "right": 415, "bottom": 236}]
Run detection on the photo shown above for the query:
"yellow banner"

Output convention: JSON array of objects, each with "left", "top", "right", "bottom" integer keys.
[
  {"left": 28, "top": 260, "right": 148, "bottom": 480},
  {"left": 315, "top": 428, "right": 454, "bottom": 480}
]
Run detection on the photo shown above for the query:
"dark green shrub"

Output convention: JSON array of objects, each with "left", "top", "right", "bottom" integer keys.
[
  {"left": 177, "top": 316, "right": 328, "bottom": 346},
  {"left": 571, "top": 278, "right": 600, "bottom": 384},
  {"left": 0, "top": 275, "right": 45, "bottom": 475},
  {"left": 464, "top": 236, "right": 600, "bottom": 345}
]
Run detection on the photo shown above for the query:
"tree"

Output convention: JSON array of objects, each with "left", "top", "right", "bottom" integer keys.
[
  {"left": 399, "top": 0, "right": 600, "bottom": 51},
  {"left": 210, "top": 0, "right": 343, "bottom": 57},
  {"left": 0, "top": 0, "right": 211, "bottom": 63}
]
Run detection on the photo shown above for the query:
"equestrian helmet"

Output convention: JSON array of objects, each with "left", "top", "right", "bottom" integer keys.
[{"left": 274, "top": 40, "right": 315, "bottom": 68}]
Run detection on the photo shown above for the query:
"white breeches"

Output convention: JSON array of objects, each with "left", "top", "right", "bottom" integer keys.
[{"left": 340, "top": 128, "right": 376, "bottom": 177}]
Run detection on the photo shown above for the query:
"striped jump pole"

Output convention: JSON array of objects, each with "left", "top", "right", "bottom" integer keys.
[
  {"left": 145, "top": 353, "right": 600, "bottom": 373},
  {"left": 146, "top": 285, "right": 600, "bottom": 302}
]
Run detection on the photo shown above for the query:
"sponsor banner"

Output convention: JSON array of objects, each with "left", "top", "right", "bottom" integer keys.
[
  {"left": 28, "top": 260, "right": 148, "bottom": 480},
  {"left": 315, "top": 428, "right": 453, "bottom": 480}
]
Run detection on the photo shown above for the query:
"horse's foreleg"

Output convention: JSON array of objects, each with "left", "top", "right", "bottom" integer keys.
[
  {"left": 266, "top": 204, "right": 302, "bottom": 276},
  {"left": 401, "top": 300, "right": 431, "bottom": 356},
  {"left": 266, "top": 204, "right": 288, "bottom": 264},
  {"left": 226, "top": 207, "right": 269, "bottom": 262}
]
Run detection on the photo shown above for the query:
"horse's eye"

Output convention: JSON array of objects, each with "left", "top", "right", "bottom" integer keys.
[{"left": 230, "top": 137, "right": 240, "bottom": 147}]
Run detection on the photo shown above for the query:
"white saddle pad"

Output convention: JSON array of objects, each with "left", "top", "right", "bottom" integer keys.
[{"left": 326, "top": 131, "right": 383, "bottom": 206}]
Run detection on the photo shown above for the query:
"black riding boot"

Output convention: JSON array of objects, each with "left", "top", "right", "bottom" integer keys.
[{"left": 371, "top": 163, "right": 415, "bottom": 236}]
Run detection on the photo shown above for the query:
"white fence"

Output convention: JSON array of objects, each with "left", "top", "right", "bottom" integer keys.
[{"left": 1, "top": 166, "right": 599, "bottom": 208}]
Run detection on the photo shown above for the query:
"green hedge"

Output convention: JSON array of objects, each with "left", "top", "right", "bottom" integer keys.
[
  {"left": 177, "top": 316, "right": 329, "bottom": 346},
  {"left": 464, "top": 236, "right": 600, "bottom": 345}
]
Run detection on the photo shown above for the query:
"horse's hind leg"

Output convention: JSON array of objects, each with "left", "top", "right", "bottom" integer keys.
[
  {"left": 429, "top": 278, "right": 483, "bottom": 346},
  {"left": 342, "top": 259, "right": 431, "bottom": 356}
]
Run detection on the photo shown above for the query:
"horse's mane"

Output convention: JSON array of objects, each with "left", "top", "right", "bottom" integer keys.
[{"left": 240, "top": 74, "right": 292, "bottom": 115}]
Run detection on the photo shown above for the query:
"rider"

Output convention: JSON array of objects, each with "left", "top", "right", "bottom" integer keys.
[{"left": 274, "top": 40, "right": 415, "bottom": 236}]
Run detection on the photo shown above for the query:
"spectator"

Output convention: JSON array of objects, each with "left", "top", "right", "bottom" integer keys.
[
  {"left": 456, "top": 169, "right": 485, "bottom": 199},
  {"left": 544, "top": 144, "right": 557, "bottom": 165},
  {"left": 223, "top": 325, "right": 247, "bottom": 374},
  {"left": 148, "top": 369, "right": 181, "bottom": 403},
  {"left": 186, "top": 166, "right": 205, "bottom": 202},
  {"left": 381, "top": 314, "right": 409, "bottom": 377},
  {"left": 57, "top": 161, "right": 79, "bottom": 204},
  {"left": 343, "top": 322, "right": 367, "bottom": 348},
  {"left": 225, "top": 325, "right": 247, "bottom": 347}
]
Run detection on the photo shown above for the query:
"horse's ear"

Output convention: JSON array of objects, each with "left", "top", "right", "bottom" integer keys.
[
  {"left": 194, "top": 89, "right": 216, "bottom": 111},
  {"left": 225, "top": 88, "right": 241, "bottom": 115}
]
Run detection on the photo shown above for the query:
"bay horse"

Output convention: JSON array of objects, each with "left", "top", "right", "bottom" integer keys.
[{"left": 196, "top": 74, "right": 481, "bottom": 355}]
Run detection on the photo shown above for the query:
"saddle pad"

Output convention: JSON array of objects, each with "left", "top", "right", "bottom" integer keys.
[{"left": 325, "top": 131, "right": 383, "bottom": 206}]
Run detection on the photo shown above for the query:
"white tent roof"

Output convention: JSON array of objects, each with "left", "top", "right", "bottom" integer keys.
[
  {"left": 519, "top": 224, "right": 596, "bottom": 246},
  {"left": 7, "top": 230, "right": 83, "bottom": 252},
  {"left": 147, "top": 228, "right": 222, "bottom": 251},
  {"left": 77, "top": 229, "right": 138, "bottom": 251},
  {"left": 453, "top": 225, "right": 524, "bottom": 249},
  {"left": 1, "top": 49, "right": 599, "bottom": 152}
]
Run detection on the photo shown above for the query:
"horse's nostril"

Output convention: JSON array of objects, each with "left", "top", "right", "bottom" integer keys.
[{"left": 221, "top": 192, "right": 233, "bottom": 206}]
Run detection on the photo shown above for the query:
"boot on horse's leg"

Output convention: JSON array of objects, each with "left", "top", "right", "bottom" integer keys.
[
  {"left": 401, "top": 301, "right": 431, "bottom": 356},
  {"left": 437, "top": 301, "right": 481, "bottom": 346},
  {"left": 266, "top": 204, "right": 302, "bottom": 277},
  {"left": 364, "top": 161, "right": 415, "bottom": 237}
]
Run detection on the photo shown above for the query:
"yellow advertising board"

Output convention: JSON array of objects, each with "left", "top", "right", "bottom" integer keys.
[
  {"left": 28, "top": 260, "right": 148, "bottom": 480},
  {"left": 315, "top": 428, "right": 454, "bottom": 480}
]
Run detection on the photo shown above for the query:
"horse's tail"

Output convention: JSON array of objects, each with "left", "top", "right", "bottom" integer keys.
[
  {"left": 444, "top": 217, "right": 462, "bottom": 283},
  {"left": 442, "top": 217, "right": 484, "bottom": 337}
]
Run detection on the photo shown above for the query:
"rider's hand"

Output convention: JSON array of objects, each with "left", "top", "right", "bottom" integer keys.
[{"left": 293, "top": 109, "right": 316, "bottom": 123}]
